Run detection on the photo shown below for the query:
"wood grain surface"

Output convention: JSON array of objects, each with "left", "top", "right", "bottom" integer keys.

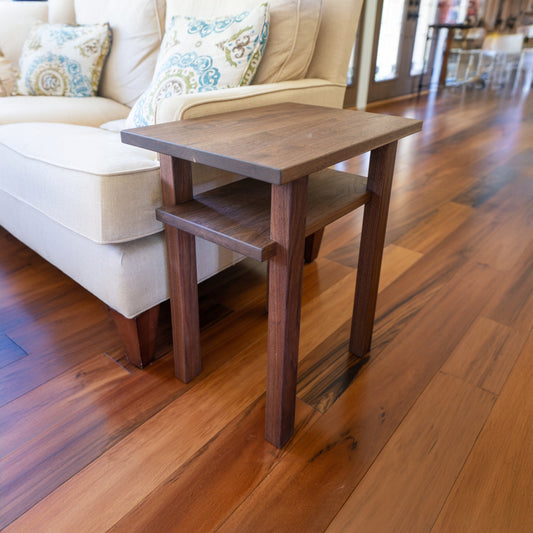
[
  {"left": 2, "top": 89, "right": 531, "bottom": 531},
  {"left": 160, "top": 154, "right": 202, "bottom": 382},
  {"left": 122, "top": 103, "right": 422, "bottom": 184},
  {"left": 156, "top": 170, "right": 369, "bottom": 262}
]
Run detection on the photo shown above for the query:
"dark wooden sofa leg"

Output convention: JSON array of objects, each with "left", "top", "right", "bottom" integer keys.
[
  {"left": 304, "top": 228, "right": 324, "bottom": 263},
  {"left": 109, "top": 304, "right": 160, "bottom": 368}
]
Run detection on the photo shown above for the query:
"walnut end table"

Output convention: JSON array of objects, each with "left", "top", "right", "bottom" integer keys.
[{"left": 122, "top": 103, "right": 422, "bottom": 448}]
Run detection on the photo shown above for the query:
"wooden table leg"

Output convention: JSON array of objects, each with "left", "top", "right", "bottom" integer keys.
[
  {"left": 304, "top": 228, "right": 325, "bottom": 263},
  {"left": 160, "top": 154, "right": 202, "bottom": 383},
  {"left": 265, "top": 176, "right": 308, "bottom": 448},
  {"left": 439, "top": 28, "right": 455, "bottom": 88},
  {"left": 350, "top": 142, "right": 398, "bottom": 356}
]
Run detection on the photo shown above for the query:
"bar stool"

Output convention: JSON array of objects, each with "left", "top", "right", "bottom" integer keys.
[
  {"left": 514, "top": 48, "right": 533, "bottom": 91},
  {"left": 477, "top": 33, "right": 524, "bottom": 88},
  {"left": 449, "top": 28, "right": 485, "bottom": 87}
]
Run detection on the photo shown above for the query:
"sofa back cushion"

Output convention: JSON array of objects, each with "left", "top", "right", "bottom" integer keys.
[
  {"left": 306, "top": 0, "right": 364, "bottom": 84},
  {"left": 15, "top": 22, "right": 112, "bottom": 97},
  {"left": 48, "top": 0, "right": 76, "bottom": 24},
  {"left": 166, "top": 0, "right": 322, "bottom": 84},
  {"left": 0, "top": 52, "right": 17, "bottom": 97},
  {"left": 74, "top": 0, "right": 166, "bottom": 107},
  {"left": 128, "top": 4, "right": 270, "bottom": 127},
  {"left": 0, "top": 1, "right": 49, "bottom": 66}
]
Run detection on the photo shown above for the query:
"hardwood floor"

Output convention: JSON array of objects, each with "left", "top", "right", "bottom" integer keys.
[{"left": 1, "top": 86, "right": 532, "bottom": 532}]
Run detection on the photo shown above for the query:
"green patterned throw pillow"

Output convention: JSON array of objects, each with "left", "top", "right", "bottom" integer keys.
[
  {"left": 15, "top": 23, "right": 112, "bottom": 97},
  {"left": 127, "top": 3, "right": 269, "bottom": 128}
]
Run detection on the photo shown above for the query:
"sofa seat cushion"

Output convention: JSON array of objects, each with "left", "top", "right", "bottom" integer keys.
[
  {"left": 0, "top": 96, "right": 130, "bottom": 126},
  {"left": 0, "top": 122, "right": 162, "bottom": 244},
  {"left": 0, "top": 121, "right": 242, "bottom": 244}
]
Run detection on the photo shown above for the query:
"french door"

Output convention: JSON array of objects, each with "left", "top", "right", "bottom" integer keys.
[{"left": 367, "top": 0, "right": 440, "bottom": 102}]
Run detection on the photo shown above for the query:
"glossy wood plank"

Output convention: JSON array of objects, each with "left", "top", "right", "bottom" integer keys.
[
  {"left": 1, "top": 243, "right": 363, "bottom": 530},
  {"left": 350, "top": 234, "right": 468, "bottom": 359},
  {"left": 0, "top": 266, "right": 268, "bottom": 529},
  {"left": 395, "top": 201, "right": 473, "bottom": 254},
  {"left": 0, "top": 231, "right": 41, "bottom": 277},
  {"left": 297, "top": 323, "right": 367, "bottom": 413},
  {"left": 441, "top": 316, "right": 528, "bottom": 394},
  {"left": 300, "top": 243, "right": 422, "bottom": 376},
  {"left": 108, "top": 397, "right": 318, "bottom": 533},
  {"left": 0, "top": 263, "right": 74, "bottom": 332},
  {"left": 299, "top": 257, "right": 354, "bottom": 307},
  {"left": 431, "top": 330, "right": 533, "bottom": 533},
  {"left": 377, "top": 244, "right": 423, "bottom": 291},
  {"left": 466, "top": 210, "right": 532, "bottom": 272},
  {"left": 483, "top": 240, "right": 533, "bottom": 333},
  {"left": 0, "top": 315, "right": 122, "bottom": 407},
  {"left": 0, "top": 354, "right": 130, "bottom": 460},
  {"left": 1, "top": 89, "right": 531, "bottom": 531},
  {"left": 297, "top": 242, "right": 423, "bottom": 367},
  {"left": 454, "top": 148, "right": 533, "bottom": 207},
  {"left": 4, "top": 296, "right": 108, "bottom": 357},
  {"left": 320, "top": 209, "right": 364, "bottom": 264},
  {"left": 1, "top": 369, "right": 182, "bottom": 529},
  {"left": 297, "top": 244, "right": 421, "bottom": 413},
  {"left": 2, "top": 335, "right": 271, "bottom": 532},
  {"left": 0, "top": 334, "right": 26, "bottom": 369},
  {"left": 326, "top": 373, "right": 496, "bottom": 533},
  {"left": 216, "top": 261, "right": 499, "bottom": 532},
  {"left": 298, "top": 269, "right": 356, "bottom": 359}
]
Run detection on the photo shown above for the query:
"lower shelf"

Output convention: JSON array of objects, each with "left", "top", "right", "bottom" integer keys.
[{"left": 156, "top": 168, "right": 369, "bottom": 262}]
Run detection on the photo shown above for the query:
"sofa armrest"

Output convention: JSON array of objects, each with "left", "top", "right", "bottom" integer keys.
[
  {"left": 0, "top": 1, "right": 49, "bottom": 66},
  {"left": 155, "top": 79, "right": 347, "bottom": 123}
]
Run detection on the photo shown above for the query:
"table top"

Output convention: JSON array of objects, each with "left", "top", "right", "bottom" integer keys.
[{"left": 121, "top": 103, "right": 422, "bottom": 185}]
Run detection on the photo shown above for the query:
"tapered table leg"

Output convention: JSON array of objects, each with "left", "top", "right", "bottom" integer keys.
[
  {"left": 350, "top": 142, "right": 398, "bottom": 356},
  {"left": 160, "top": 154, "right": 202, "bottom": 382},
  {"left": 265, "top": 176, "right": 308, "bottom": 448}
]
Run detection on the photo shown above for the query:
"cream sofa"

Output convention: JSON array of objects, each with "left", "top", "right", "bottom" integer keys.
[{"left": 0, "top": 0, "right": 363, "bottom": 367}]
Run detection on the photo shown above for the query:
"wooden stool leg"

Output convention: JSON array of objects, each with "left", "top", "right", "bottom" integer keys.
[
  {"left": 265, "top": 176, "right": 308, "bottom": 448},
  {"left": 350, "top": 142, "right": 398, "bottom": 356},
  {"left": 160, "top": 155, "right": 201, "bottom": 383}
]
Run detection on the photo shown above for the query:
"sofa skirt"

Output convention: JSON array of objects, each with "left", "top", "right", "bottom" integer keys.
[{"left": 0, "top": 191, "right": 244, "bottom": 318}]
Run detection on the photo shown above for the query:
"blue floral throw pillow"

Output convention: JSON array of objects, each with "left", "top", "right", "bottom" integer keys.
[
  {"left": 15, "top": 23, "right": 112, "bottom": 97},
  {"left": 127, "top": 3, "right": 269, "bottom": 128}
]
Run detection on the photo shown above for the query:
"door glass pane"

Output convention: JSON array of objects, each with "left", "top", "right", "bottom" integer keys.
[
  {"left": 411, "top": 0, "right": 439, "bottom": 76},
  {"left": 446, "top": 0, "right": 469, "bottom": 23},
  {"left": 374, "top": 0, "right": 406, "bottom": 82}
]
